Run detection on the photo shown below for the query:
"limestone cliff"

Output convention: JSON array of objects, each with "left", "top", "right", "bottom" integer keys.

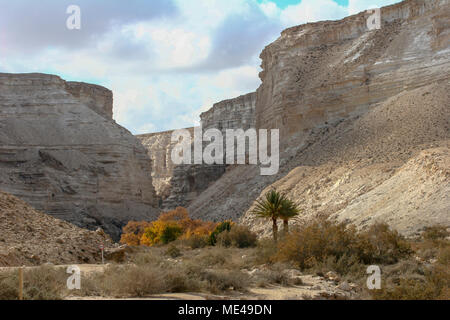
[
  {"left": 186, "top": 0, "right": 450, "bottom": 235},
  {"left": 0, "top": 73, "right": 158, "bottom": 239},
  {"left": 138, "top": 92, "right": 256, "bottom": 209},
  {"left": 256, "top": 0, "right": 449, "bottom": 141}
]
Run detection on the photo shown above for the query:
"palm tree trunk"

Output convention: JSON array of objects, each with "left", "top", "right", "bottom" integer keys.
[
  {"left": 283, "top": 219, "right": 289, "bottom": 234},
  {"left": 272, "top": 217, "right": 278, "bottom": 243}
]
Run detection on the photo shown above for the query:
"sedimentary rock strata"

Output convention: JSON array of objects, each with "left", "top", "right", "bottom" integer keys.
[
  {"left": 0, "top": 73, "right": 158, "bottom": 239},
  {"left": 139, "top": 92, "right": 257, "bottom": 209},
  {"left": 186, "top": 0, "right": 450, "bottom": 235}
]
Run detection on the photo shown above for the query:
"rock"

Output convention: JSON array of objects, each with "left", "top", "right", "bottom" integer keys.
[
  {"left": 338, "top": 281, "right": 352, "bottom": 292},
  {"left": 184, "top": 0, "right": 450, "bottom": 236},
  {"left": 325, "top": 271, "right": 340, "bottom": 282},
  {"left": 0, "top": 191, "right": 115, "bottom": 267},
  {"left": 137, "top": 92, "right": 256, "bottom": 210},
  {"left": 0, "top": 73, "right": 159, "bottom": 240},
  {"left": 285, "top": 269, "right": 303, "bottom": 279}
]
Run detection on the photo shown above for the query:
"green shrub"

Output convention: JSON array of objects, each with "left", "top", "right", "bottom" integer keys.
[
  {"left": 160, "top": 224, "right": 183, "bottom": 244},
  {"left": 208, "top": 221, "right": 232, "bottom": 246},
  {"left": 216, "top": 225, "right": 258, "bottom": 248}
]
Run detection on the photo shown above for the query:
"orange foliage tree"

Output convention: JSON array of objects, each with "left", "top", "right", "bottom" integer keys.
[
  {"left": 119, "top": 221, "right": 150, "bottom": 246},
  {"left": 120, "top": 207, "right": 218, "bottom": 246}
]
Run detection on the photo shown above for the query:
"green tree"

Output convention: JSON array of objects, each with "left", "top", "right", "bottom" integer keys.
[{"left": 251, "top": 190, "right": 287, "bottom": 242}]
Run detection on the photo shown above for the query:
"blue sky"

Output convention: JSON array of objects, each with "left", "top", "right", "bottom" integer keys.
[{"left": 0, "top": 0, "right": 401, "bottom": 134}]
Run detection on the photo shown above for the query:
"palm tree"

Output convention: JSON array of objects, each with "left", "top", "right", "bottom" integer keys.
[
  {"left": 251, "top": 190, "right": 286, "bottom": 242},
  {"left": 279, "top": 198, "right": 301, "bottom": 235}
]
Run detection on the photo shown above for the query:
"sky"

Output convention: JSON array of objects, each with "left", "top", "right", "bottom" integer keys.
[{"left": 0, "top": 0, "right": 402, "bottom": 134}]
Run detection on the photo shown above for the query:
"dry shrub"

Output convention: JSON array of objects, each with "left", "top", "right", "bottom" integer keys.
[
  {"left": 184, "top": 234, "right": 209, "bottom": 249},
  {"left": 0, "top": 266, "right": 66, "bottom": 300},
  {"left": 422, "top": 226, "right": 449, "bottom": 241},
  {"left": 0, "top": 271, "right": 19, "bottom": 300},
  {"left": 274, "top": 219, "right": 412, "bottom": 273},
  {"left": 165, "top": 244, "right": 182, "bottom": 258},
  {"left": 86, "top": 265, "right": 166, "bottom": 297},
  {"left": 216, "top": 225, "right": 258, "bottom": 248},
  {"left": 201, "top": 270, "right": 250, "bottom": 293},
  {"left": 357, "top": 223, "right": 412, "bottom": 265},
  {"left": 197, "top": 247, "right": 228, "bottom": 267}
]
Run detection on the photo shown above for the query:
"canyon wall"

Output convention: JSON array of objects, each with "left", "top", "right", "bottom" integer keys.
[
  {"left": 200, "top": 92, "right": 256, "bottom": 131},
  {"left": 138, "top": 92, "right": 257, "bottom": 209},
  {"left": 186, "top": 0, "right": 450, "bottom": 235},
  {"left": 137, "top": 128, "right": 194, "bottom": 202},
  {"left": 0, "top": 73, "right": 159, "bottom": 239},
  {"left": 256, "top": 0, "right": 449, "bottom": 142}
]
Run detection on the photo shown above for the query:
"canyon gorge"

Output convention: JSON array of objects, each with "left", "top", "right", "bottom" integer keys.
[{"left": 0, "top": 0, "right": 448, "bottom": 251}]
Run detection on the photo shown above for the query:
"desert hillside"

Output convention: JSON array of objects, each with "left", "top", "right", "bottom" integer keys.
[
  {"left": 0, "top": 191, "right": 112, "bottom": 267},
  {"left": 184, "top": 0, "right": 450, "bottom": 236}
]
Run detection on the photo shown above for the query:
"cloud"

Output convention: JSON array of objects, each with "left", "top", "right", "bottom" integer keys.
[
  {"left": 0, "top": 0, "right": 177, "bottom": 52},
  {"left": 0, "top": 0, "right": 404, "bottom": 135},
  {"left": 189, "top": 2, "right": 282, "bottom": 71},
  {"left": 280, "top": 0, "right": 348, "bottom": 26}
]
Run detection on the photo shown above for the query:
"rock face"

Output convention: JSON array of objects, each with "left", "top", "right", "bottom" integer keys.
[
  {"left": 138, "top": 92, "right": 257, "bottom": 209},
  {"left": 0, "top": 73, "right": 158, "bottom": 240},
  {"left": 200, "top": 92, "right": 256, "bottom": 131},
  {"left": 256, "top": 0, "right": 449, "bottom": 141},
  {"left": 137, "top": 128, "right": 194, "bottom": 201},
  {"left": 185, "top": 0, "right": 450, "bottom": 235}
]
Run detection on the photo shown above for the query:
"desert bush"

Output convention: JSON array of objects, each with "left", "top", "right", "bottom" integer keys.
[
  {"left": 208, "top": 221, "right": 233, "bottom": 246},
  {"left": 0, "top": 266, "right": 67, "bottom": 300},
  {"left": 437, "top": 245, "right": 450, "bottom": 265},
  {"left": 0, "top": 271, "right": 19, "bottom": 300},
  {"left": 422, "top": 226, "right": 449, "bottom": 241},
  {"left": 89, "top": 265, "right": 166, "bottom": 297},
  {"left": 201, "top": 270, "right": 250, "bottom": 293},
  {"left": 165, "top": 244, "right": 182, "bottom": 258},
  {"left": 356, "top": 223, "right": 412, "bottom": 265},
  {"left": 197, "top": 248, "right": 228, "bottom": 267},
  {"left": 184, "top": 234, "right": 209, "bottom": 249},
  {"left": 273, "top": 219, "right": 412, "bottom": 273},
  {"left": 216, "top": 225, "right": 258, "bottom": 248},
  {"left": 275, "top": 218, "right": 358, "bottom": 270}
]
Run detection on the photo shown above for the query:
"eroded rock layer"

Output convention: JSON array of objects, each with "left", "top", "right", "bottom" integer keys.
[
  {"left": 139, "top": 92, "right": 257, "bottom": 209},
  {"left": 0, "top": 73, "right": 158, "bottom": 239},
  {"left": 186, "top": 0, "right": 450, "bottom": 235}
]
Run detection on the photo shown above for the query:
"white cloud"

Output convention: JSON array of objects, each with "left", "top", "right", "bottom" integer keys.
[
  {"left": 0, "top": 0, "right": 403, "bottom": 134},
  {"left": 280, "top": 0, "right": 348, "bottom": 27}
]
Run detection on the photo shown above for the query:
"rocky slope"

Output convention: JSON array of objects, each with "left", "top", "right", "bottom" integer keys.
[
  {"left": 0, "top": 73, "right": 159, "bottom": 239},
  {"left": 186, "top": 0, "right": 450, "bottom": 236},
  {"left": 0, "top": 191, "right": 113, "bottom": 267}
]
